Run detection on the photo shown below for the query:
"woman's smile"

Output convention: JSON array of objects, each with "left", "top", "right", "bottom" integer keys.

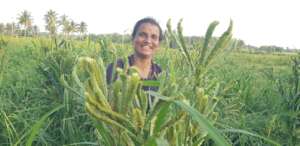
[{"left": 133, "top": 23, "right": 160, "bottom": 58}]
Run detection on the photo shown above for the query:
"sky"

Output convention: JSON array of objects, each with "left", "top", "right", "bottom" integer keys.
[{"left": 0, "top": 0, "right": 299, "bottom": 49}]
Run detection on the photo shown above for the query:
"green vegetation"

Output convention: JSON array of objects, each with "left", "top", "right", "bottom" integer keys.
[{"left": 0, "top": 11, "right": 299, "bottom": 146}]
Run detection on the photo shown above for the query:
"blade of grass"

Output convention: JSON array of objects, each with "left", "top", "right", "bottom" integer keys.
[
  {"left": 92, "top": 120, "right": 115, "bottom": 146},
  {"left": 142, "top": 80, "right": 160, "bottom": 87},
  {"left": 144, "top": 136, "right": 169, "bottom": 146},
  {"left": 148, "top": 91, "right": 231, "bottom": 146},
  {"left": 25, "top": 105, "right": 63, "bottom": 146},
  {"left": 153, "top": 102, "right": 171, "bottom": 136},
  {"left": 199, "top": 21, "right": 219, "bottom": 65},
  {"left": 222, "top": 129, "right": 281, "bottom": 146},
  {"left": 204, "top": 20, "right": 233, "bottom": 66},
  {"left": 63, "top": 142, "right": 99, "bottom": 146},
  {"left": 177, "top": 19, "right": 194, "bottom": 70}
]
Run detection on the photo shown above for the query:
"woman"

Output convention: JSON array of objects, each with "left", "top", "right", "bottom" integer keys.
[{"left": 106, "top": 17, "right": 163, "bottom": 91}]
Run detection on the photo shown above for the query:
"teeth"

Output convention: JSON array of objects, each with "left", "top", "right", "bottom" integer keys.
[{"left": 142, "top": 46, "right": 151, "bottom": 49}]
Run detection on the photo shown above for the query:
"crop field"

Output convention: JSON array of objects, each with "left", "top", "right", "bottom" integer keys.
[{"left": 0, "top": 20, "right": 299, "bottom": 146}]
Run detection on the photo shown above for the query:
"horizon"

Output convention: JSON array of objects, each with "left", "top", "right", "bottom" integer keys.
[{"left": 1, "top": 0, "right": 299, "bottom": 49}]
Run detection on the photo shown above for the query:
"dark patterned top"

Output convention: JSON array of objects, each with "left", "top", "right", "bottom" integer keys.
[{"left": 106, "top": 55, "right": 162, "bottom": 91}]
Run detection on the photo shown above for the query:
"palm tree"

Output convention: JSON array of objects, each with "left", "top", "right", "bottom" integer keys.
[
  {"left": 0, "top": 23, "right": 4, "bottom": 35},
  {"left": 69, "top": 20, "right": 78, "bottom": 35},
  {"left": 44, "top": 10, "right": 58, "bottom": 38},
  {"left": 17, "top": 10, "right": 32, "bottom": 36},
  {"left": 59, "top": 14, "right": 69, "bottom": 37},
  {"left": 5, "top": 23, "right": 12, "bottom": 35},
  {"left": 32, "top": 25, "right": 39, "bottom": 36},
  {"left": 78, "top": 21, "right": 87, "bottom": 40},
  {"left": 11, "top": 22, "right": 17, "bottom": 36},
  {"left": 14, "top": 24, "right": 21, "bottom": 37},
  {"left": 63, "top": 20, "right": 78, "bottom": 38},
  {"left": 4, "top": 23, "right": 17, "bottom": 36},
  {"left": 58, "top": 15, "right": 79, "bottom": 38}
]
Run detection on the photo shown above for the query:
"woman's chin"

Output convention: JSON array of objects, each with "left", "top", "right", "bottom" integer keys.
[{"left": 136, "top": 52, "right": 153, "bottom": 58}]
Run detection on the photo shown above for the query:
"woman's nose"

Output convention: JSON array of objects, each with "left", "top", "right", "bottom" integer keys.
[{"left": 144, "top": 36, "right": 151, "bottom": 43}]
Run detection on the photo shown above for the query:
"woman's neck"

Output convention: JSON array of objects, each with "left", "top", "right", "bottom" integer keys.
[{"left": 133, "top": 54, "right": 152, "bottom": 78}]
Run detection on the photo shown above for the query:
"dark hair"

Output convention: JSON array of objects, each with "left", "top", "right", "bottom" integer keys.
[{"left": 132, "top": 17, "right": 163, "bottom": 41}]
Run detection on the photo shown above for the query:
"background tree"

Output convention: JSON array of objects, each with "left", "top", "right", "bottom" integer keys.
[
  {"left": 59, "top": 14, "right": 69, "bottom": 37},
  {"left": 6, "top": 23, "right": 12, "bottom": 36},
  {"left": 61, "top": 20, "right": 78, "bottom": 38},
  {"left": 44, "top": 10, "right": 58, "bottom": 38},
  {"left": 78, "top": 21, "right": 87, "bottom": 40},
  {"left": 17, "top": 10, "right": 32, "bottom": 36},
  {"left": 68, "top": 20, "right": 78, "bottom": 36},
  {"left": 32, "top": 25, "right": 39, "bottom": 36},
  {"left": 14, "top": 24, "right": 21, "bottom": 36},
  {"left": 5, "top": 23, "right": 17, "bottom": 36},
  {"left": 5, "top": 23, "right": 12, "bottom": 35},
  {"left": 0, "top": 23, "right": 4, "bottom": 35}
]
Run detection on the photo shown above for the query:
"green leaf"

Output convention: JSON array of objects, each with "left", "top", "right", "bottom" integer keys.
[
  {"left": 155, "top": 137, "right": 169, "bottom": 146},
  {"left": 153, "top": 102, "right": 171, "bottom": 136},
  {"left": 199, "top": 21, "right": 219, "bottom": 65},
  {"left": 177, "top": 19, "right": 194, "bottom": 70},
  {"left": 144, "top": 137, "right": 169, "bottom": 146},
  {"left": 173, "top": 101, "right": 231, "bottom": 146},
  {"left": 25, "top": 105, "right": 63, "bottom": 146},
  {"left": 142, "top": 80, "right": 160, "bottom": 87},
  {"left": 222, "top": 129, "right": 281, "bottom": 146},
  {"left": 92, "top": 120, "right": 115, "bottom": 146},
  {"left": 204, "top": 20, "right": 233, "bottom": 66},
  {"left": 148, "top": 91, "right": 231, "bottom": 146}
]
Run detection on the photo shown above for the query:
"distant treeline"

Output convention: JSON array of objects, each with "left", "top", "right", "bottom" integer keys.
[
  {"left": 1, "top": 29, "right": 297, "bottom": 53},
  {"left": 245, "top": 45, "right": 298, "bottom": 53},
  {"left": 89, "top": 33, "right": 298, "bottom": 53},
  {"left": 0, "top": 9, "right": 297, "bottom": 52}
]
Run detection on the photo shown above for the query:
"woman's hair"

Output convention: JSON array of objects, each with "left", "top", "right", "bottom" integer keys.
[{"left": 131, "top": 17, "right": 163, "bottom": 41}]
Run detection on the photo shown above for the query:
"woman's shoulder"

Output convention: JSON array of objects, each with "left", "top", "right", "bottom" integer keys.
[
  {"left": 152, "top": 62, "right": 162, "bottom": 73},
  {"left": 107, "top": 58, "right": 126, "bottom": 69},
  {"left": 106, "top": 58, "right": 126, "bottom": 84}
]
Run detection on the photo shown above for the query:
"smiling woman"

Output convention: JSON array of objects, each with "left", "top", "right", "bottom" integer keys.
[{"left": 106, "top": 17, "right": 163, "bottom": 91}]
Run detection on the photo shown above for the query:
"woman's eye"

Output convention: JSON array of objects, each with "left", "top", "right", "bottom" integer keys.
[
  {"left": 151, "top": 35, "right": 158, "bottom": 40},
  {"left": 138, "top": 32, "right": 147, "bottom": 38}
]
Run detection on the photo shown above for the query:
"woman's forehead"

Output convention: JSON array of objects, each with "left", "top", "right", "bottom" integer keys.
[{"left": 137, "top": 23, "right": 160, "bottom": 33}]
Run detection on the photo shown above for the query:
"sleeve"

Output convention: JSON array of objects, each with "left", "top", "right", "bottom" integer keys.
[
  {"left": 106, "top": 59, "right": 125, "bottom": 84},
  {"left": 106, "top": 63, "right": 114, "bottom": 84},
  {"left": 154, "top": 64, "right": 162, "bottom": 76},
  {"left": 157, "top": 65, "right": 162, "bottom": 74}
]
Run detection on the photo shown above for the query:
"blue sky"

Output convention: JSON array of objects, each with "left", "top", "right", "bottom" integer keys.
[{"left": 0, "top": 0, "right": 299, "bottom": 49}]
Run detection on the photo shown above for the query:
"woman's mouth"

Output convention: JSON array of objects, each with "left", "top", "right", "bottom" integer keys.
[{"left": 142, "top": 45, "right": 152, "bottom": 50}]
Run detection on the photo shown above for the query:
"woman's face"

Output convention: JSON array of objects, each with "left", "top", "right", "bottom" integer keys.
[{"left": 133, "top": 23, "right": 160, "bottom": 58}]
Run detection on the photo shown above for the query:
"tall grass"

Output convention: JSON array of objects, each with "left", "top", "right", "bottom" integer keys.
[{"left": 0, "top": 21, "right": 296, "bottom": 145}]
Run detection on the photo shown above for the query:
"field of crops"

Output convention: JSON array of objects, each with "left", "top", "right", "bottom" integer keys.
[{"left": 0, "top": 22, "right": 299, "bottom": 146}]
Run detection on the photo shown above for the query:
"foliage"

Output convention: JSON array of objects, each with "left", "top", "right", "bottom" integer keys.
[
  {"left": 73, "top": 57, "right": 229, "bottom": 146},
  {"left": 0, "top": 20, "right": 296, "bottom": 146}
]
